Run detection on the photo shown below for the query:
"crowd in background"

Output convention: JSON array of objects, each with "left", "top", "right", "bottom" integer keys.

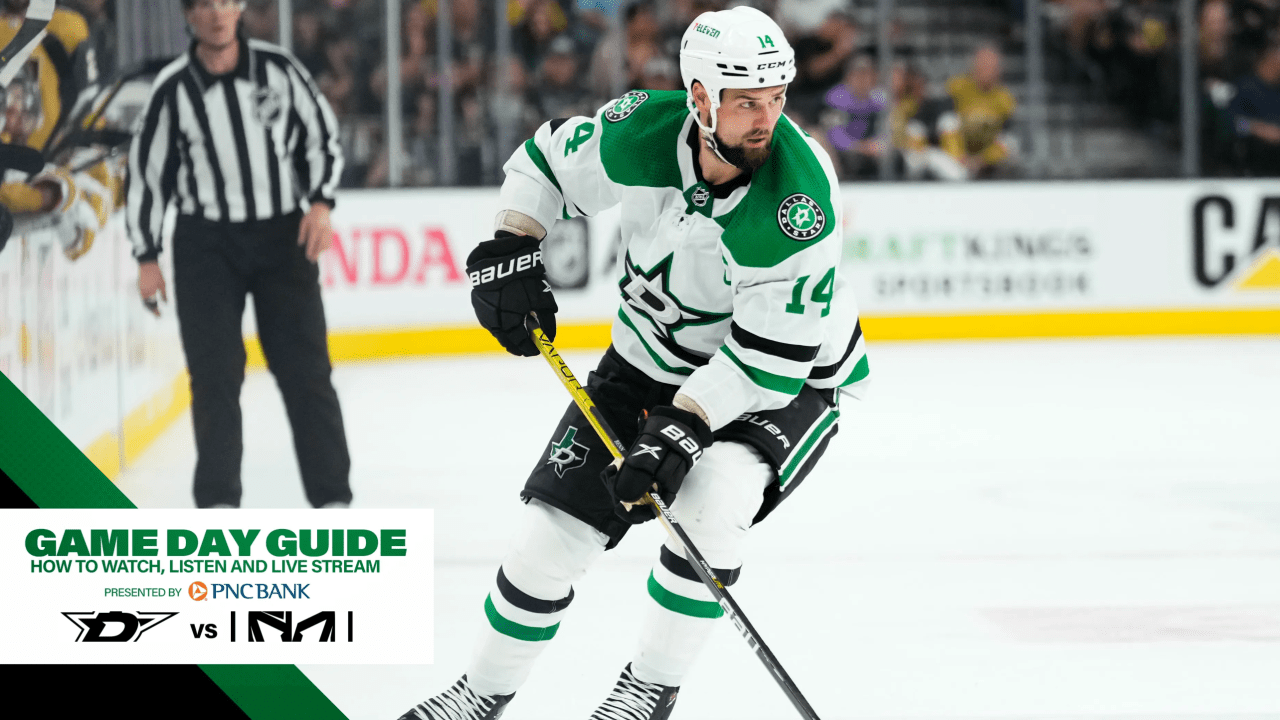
[
  {"left": 1047, "top": 0, "right": 1280, "bottom": 176},
  {"left": 222, "top": 0, "right": 1023, "bottom": 186},
  {"left": 44, "top": 0, "right": 1280, "bottom": 185}
]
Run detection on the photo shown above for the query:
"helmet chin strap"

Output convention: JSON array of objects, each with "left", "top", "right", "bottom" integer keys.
[{"left": 686, "top": 93, "right": 736, "bottom": 168}]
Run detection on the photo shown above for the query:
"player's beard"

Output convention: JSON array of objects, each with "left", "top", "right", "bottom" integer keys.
[{"left": 712, "top": 129, "right": 772, "bottom": 171}]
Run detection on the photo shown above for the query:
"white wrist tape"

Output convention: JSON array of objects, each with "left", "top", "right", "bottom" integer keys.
[
  {"left": 672, "top": 393, "right": 710, "bottom": 428},
  {"left": 494, "top": 210, "right": 547, "bottom": 240}
]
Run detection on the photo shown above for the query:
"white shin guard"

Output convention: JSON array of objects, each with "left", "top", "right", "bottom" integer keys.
[
  {"left": 466, "top": 500, "right": 608, "bottom": 696},
  {"left": 632, "top": 442, "right": 773, "bottom": 687}
]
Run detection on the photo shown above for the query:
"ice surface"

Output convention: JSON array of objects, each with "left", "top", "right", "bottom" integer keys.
[{"left": 115, "top": 338, "right": 1280, "bottom": 719}]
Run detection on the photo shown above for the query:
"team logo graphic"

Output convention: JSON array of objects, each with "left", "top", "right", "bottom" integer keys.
[
  {"left": 252, "top": 86, "right": 283, "bottom": 125},
  {"left": 63, "top": 611, "right": 177, "bottom": 642},
  {"left": 605, "top": 91, "right": 649, "bottom": 122},
  {"left": 548, "top": 426, "right": 589, "bottom": 477},
  {"left": 620, "top": 253, "right": 729, "bottom": 349},
  {"left": 246, "top": 610, "right": 345, "bottom": 642},
  {"left": 691, "top": 186, "right": 710, "bottom": 208},
  {"left": 189, "top": 581, "right": 208, "bottom": 601},
  {"left": 776, "top": 194, "right": 826, "bottom": 241}
]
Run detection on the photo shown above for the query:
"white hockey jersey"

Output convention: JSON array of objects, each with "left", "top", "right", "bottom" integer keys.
[{"left": 500, "top": 90, "right": 868, "bottom": 430}]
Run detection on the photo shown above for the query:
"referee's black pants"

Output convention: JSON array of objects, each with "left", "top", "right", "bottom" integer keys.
[{"left": 173, "top": 211, "right": 351, "bottom": 508}]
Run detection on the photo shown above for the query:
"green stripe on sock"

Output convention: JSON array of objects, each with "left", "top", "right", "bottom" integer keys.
[
  {"left": 484, "top": 595, "right": 560, "bottom": 642},
  {"left": 721, "top": 345, "right": 805, "bottom": 395},
  {"left": 647, "top": 572, "right": 723, "bottom": 619},
  {"left": 779, "top": 408, "right": 839, "bottom": 487}
]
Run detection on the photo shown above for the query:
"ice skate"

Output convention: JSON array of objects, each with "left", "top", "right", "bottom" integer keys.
[
  {"left": 397, "top": 675, "right": 513, "bottom": 720},
  {"left": 588, "top": 664, "right": 679, "bottom": 720}
]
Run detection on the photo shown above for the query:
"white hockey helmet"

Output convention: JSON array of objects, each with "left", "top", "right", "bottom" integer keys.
[{"left": 679, "top": 5, "right": 796, "bottom": 136}]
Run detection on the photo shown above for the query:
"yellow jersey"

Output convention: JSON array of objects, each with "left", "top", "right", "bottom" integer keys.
[{"left": 946, "top": 74, "right": 1016, "bottom": 163}]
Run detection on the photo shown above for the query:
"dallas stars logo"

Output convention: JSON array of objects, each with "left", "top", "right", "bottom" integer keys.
[
  {"left": 777, "top": 193, "right": 826, "bottom": 241},
  {"left": 547, "top": 426, "right": 589, "bottom": 477},
  {"left": 620, "top": 253, "right": 729, "bottom": 349},
  {"left": 605, "top": 91, "right": 649, "bottom": 122}
]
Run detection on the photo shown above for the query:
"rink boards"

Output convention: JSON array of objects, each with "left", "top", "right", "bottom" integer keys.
[
  {"left": 309, "top": 180, "right": 1280, "bottom": 357},
  {"left": 2, "top": 180, "right": 1279, "bottom": 477}
]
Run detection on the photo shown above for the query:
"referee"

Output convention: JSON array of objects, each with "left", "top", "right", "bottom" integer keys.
[{"left": 127, "top": 0, "right": 351, "bottom": 509}]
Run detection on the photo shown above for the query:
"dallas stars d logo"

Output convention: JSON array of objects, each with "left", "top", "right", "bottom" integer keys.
[
  {"left": 777, "top": 193, "right": 826, "bottom": 241},
  {"left": 605, "top": 91, "right": 649, "bottom": 122},
  {"left": 620, "top": 253, "right": 730, "bottom": 344},
  {"left": 547, "top": 426, "right": 589, "bottom": 477}
]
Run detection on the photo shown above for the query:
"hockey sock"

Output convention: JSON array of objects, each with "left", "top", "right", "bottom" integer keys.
[
  {"left": 631, "top": 543, "right": 741, "bottom": 687},
  {"left": 466, "top": 500, "right": 607, "bottom": 696},
  {"left": 630, "top": 442, "right": 770, "bottom": 688}
]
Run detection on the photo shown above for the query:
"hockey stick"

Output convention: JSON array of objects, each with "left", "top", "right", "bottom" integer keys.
[
  {"left": 524, "top": 313, "right": 823, "bottom": 720},
  {"left": 0, "top": 0, "right": 54, "bottom": 87}
]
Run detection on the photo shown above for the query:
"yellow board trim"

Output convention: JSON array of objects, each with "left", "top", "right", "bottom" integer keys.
[
  {"left": 860, "top": 307, "right": 1280, "bottom": 340},
  {"left": 244, "top": 321, "right": 616, "bottom": 368},
  {"left": 85, "top": 371, "right": 191, "bottom": 481},
  {"left": 82, "top": 432, "right": 120, "bottom": 480},
  {"left": 90, "top": 307, "right": 1279, "bottom": 480},
  {"left": 242, "top": 308, "right": 1280, "bottom": 364},
  {"left": 122, "top": 370, "right": 192, "bottom": 467}
]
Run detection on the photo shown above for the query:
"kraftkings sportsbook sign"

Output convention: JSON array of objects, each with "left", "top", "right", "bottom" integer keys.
[{"left": 0, "top": 509, "right": 433, "bottom": 664}]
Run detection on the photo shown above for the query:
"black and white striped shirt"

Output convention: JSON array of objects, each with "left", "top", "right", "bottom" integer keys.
[{"left": 126, "top": 36, "right": 343, "bottom": 262}]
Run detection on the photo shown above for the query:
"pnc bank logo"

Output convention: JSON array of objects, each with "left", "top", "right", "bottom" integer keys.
[
  {"left": 189, "top": 581, "right": 208, "bottom": 601},
  {"left": 1193, "top": 195, "right": 1280, "bottom": 291}
]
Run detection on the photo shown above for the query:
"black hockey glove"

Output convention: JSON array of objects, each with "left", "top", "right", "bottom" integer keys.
[
  {"left": 466, "top": 232, "right": 557, "bottom": 357},
  {"left": 601, "top": 406, "right": 713, "bottom": 524}
]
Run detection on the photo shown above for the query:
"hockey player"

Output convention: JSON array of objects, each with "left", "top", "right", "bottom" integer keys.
[{"left": 400, "top": 7, "right": 867, "bottom": 719}]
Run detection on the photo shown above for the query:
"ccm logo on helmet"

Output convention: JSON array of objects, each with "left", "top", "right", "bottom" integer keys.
[
  {"left": 757, "top": 61, "right": 788, "bottom": 70},
  {"left": 469, "top": 251, "right": 543, "bottom": 286}
]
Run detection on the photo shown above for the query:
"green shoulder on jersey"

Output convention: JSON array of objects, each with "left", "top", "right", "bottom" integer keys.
[
  {"left": 598, "top": 91, "right": 836, "bottom": 269},
  {"left": 716, "top": 115, "right": 837, "bottom": 269},
  {"left": 598, "top": 90, "right": 687, "bottom": 189}
]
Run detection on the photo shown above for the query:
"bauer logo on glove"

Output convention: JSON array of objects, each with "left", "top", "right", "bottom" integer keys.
[
  {"left": 602, "top": 405, "right": 713, "bottom": 524},
  {"left": 468, "top": 249, "right": 543, "bottom": 287},
  {"left": 467, "top": 232, "right": 558, "bottom": 357}
]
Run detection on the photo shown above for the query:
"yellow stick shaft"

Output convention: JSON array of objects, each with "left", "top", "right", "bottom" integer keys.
[{"left": 527, "top": 319, "right": 627, "bottom": 462}]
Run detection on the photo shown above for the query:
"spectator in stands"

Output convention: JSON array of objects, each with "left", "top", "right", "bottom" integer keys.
[
  {"left": 1118, "top": 0, "right": 1177, "bottom": 127},
  {"left": 946, "top": 44, "right": 1017, "bottom": 179},
  {"left": 1200, "top": 0, "right": 1243, "bottom": 84},
  {"left": 65, "top": 0, "right": 116, "bottom": 80},
  {"left": 574, "top": 0, "right": 618, "bottom": 50},
  {"left": 638, "top": 54, "right": 680, "bottom": 91},
  {"left": 534, "top": 35, "right": 594, "bottom": 119},
  {"left": 451, "top": 0, "right": 495, "bottom": 97},
  {"left": 790, "top": 8, "right": 859, "bottom": 124},
  {"left": 823, "top": 53, "right": 887, "bottom": 180},
  {"left": 589, "top": 0, "right": 662, "bottom": 97},
  {"left": 292, "top": 4, "right": 328, "bottom": 76},
  {"left": 1228, "top": 0, "right": 1278, "bottom": 67},
  {"left": 1200, "top": 0, "right": 1245, "bottom": 175},
  {"left": 366, "top": 91, "right": 442, "bottom": 188},
  {"left": 894, "top": 63, "right": 968, "bottom": 181},
  {"left": 1229, "top": 43, "right": 1280, "bottom": 176},
  {"left": 317, "top": 34, "right": 359, "bottom": 116},
  {"left": 1053, "top": 0, "right": 1110, "bottom": 56},
  {"left": 517, "top": 0, "right": 571, "bottom": 75},
  {"left": 371, "top": 0, "right": 433, "bottom": 113},
  {"left": 242, "top": 0, "right": 278, "bottom": 43},
  {"left": 775, "top": 0, "right": 845, "bottom": 37}
]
